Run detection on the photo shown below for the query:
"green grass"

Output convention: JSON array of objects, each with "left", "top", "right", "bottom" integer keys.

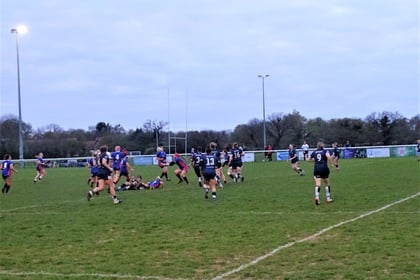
[{"left": 0, "top": 158, "right": 419, "bottom": 279}]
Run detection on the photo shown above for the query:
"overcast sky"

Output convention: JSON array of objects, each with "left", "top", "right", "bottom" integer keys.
[{"left": 1, "top": 0, "right": 419, "bottom": 132}]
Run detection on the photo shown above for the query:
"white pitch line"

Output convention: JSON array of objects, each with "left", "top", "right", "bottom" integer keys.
[
  {"left": 0, "top": 199, "right": 79, "bottom": 213},
  {"left": 211, "top": 192, "right": 420, "bottom": 280},
  {"left": 237, "top": 210, "right": 420, "bottom": 215}
]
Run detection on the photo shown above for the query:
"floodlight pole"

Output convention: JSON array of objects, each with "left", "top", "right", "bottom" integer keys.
[
  {"left": 11, "top": 27, "right": 25, "bottom": 167},
  {"left": 258, "top": 74, "right": 269, "bottom": 149}
]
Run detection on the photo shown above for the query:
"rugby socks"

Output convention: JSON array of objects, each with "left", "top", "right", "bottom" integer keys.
[
  {"left": 2, "top": 184, "right": 11, "bottom": 194},
  {"left": 204, "top": 185, "right": 209, "bottom": 199},
  {"left": 176, "top": 174, "right": 183, "bottom": 183},
  {"left": 325, "top": 186, "right": 331, "bottom": 199},
  {"left": 315, "top": 186, "right": 320, "bottom": 199},
  {"left": 161, "top": 172, "right": 169, "bottom": 180}
]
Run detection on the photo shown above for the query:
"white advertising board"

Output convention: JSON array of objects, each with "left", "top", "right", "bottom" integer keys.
[{"left": 366, "top": 148, "right": 390, "bottom": 158}]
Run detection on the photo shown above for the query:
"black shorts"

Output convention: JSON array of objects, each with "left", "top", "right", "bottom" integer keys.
[
  {"left": 193, "top": 166, "right": 201, "bottom": 177},
  {"left": 232, "top": 161, "right": 243, "bottom": 169},
  {"left": 314, "top": 167, "right": 330, "bottom": 179},
  {"left": 202, "top": 172, "right": 216, "bottom": 181},
  {"left": 97, "top": 169, "right": 112, "bottom": 180}
]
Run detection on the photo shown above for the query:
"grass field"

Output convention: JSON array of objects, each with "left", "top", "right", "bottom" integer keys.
[{"left": 0, "top": 157, "right": 419, "bottom": 280}]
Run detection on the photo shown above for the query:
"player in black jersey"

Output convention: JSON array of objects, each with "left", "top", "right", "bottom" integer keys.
[{"left": 310, "top": 142, "right": 333, "bottom": 205}]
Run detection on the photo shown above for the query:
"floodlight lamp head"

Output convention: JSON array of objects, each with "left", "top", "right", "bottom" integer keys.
[{"left": 11, "top": 25, "right": 28, "bottom": 34}]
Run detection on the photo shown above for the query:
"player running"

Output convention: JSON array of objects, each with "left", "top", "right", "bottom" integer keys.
[
  {"left": 200, "top": 146, "right": 220, "bottom": 200},
  {"left": 310, "top": 141, "right": 333, "bottom": 205},
  {"left": 190, "top": 146, "right": 203, "bottom": 187},
  {"left": 34, "top": 152, "right": 47, "bottom": 183},
  {"left": 288, "top": 144, "right": 304, "bottom": 176},
  {"left": 110, "top": 145, "right": 125, "bottom": 184},
  {"left": 87, "top": 145, "right": 122, "bottom": 204},
  {"left": 228, "top": 142, "right": 245, "bottom": 182},
  {"left": 210, "top": 142, "right": 227, "bottom": 188},
  {"left": 119, "top": 149, "right": 134, "bottom": 183},
  {"left": 1, "top": 154, "right": 18, "bottom": 194},
  {"left": 173, "top": 153, "right": 189, "bottom": 184},
  {"left": 87, "top": 149, "right": 99, "bottom": 188},
  {"left": 331, "top": 142, "right": 341, "bottom": 171},
  {"left": 156, "top": 146, "right": 170, "bottom": 181}
]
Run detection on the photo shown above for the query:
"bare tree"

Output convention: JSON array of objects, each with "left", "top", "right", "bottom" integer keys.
[
  {"left": 232, "top": 119, "right": 261, "bottom": 149},
  {"left": 267, "top": 111, "right": 305, "bottom": 148}
]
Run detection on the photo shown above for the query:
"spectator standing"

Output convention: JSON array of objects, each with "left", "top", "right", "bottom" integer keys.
[
  {"left": 265, "top": 144, "right": 273, "bottom": 161},
  {"left": 301, "top": 141, "right": 309, "bottom": 161}
]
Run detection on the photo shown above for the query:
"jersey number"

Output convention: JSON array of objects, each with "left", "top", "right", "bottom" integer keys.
[{"left": 206, "top": 157, "right": 215, "bottom": 166}]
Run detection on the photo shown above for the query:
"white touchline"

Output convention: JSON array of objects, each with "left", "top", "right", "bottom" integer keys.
[
  {"left": 0, "top": 200, "right": 78, "bottom": 213},
  {"left": 211, "top": 192, "right": 420, "bottom": 280}
]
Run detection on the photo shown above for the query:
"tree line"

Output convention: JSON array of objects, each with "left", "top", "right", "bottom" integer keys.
[{"left": 1, "top": 110, "right": 419, "bottom": 159}]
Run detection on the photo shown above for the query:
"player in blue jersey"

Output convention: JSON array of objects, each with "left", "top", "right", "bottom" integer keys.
[
  {"left": 110, "top": 145, "right": 125, "bottom": 184},
  {"left": 288, "top": 144, "right": 304, "bottom": 176},
  {"left": 87, "top": 149, "right": 100, "bottom": 188},
  {"left": 190, "top": 146, "right": 203, "bottom": 187},
  {"left": 87, "top": 145, "right": 122, "bottom": 204},
  {"left": 145, "top": 176, "right": 164, "bottom": 189},
  {"left": 331, "top": 142, "right": 341, "bottom": 171},
  {"left": 173, "top": 153, "right": 189, "bottom": 184},
  {"left": 210, "top": 142, "right": 227, "bottom": 188},
  {"left": 310, "top": 141, "right": 333, "bottom": 205},
  {"left": 200, "top": 146, "right": 220, "bottom": 200},
  {"left": 34, "top": 152, "right": 47, "bottom": 183},
  {"left": 2, "top": 154, "right": 18, "bottom": 194},
  {"left": 119, "top": 149, "right": 134, "bottom": 183},
  {"left": 228, "top": 142, "right": 245, "bottom": 183},
  {"left": 156, "top": 146, "right": 170, "bottom": 181}
]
